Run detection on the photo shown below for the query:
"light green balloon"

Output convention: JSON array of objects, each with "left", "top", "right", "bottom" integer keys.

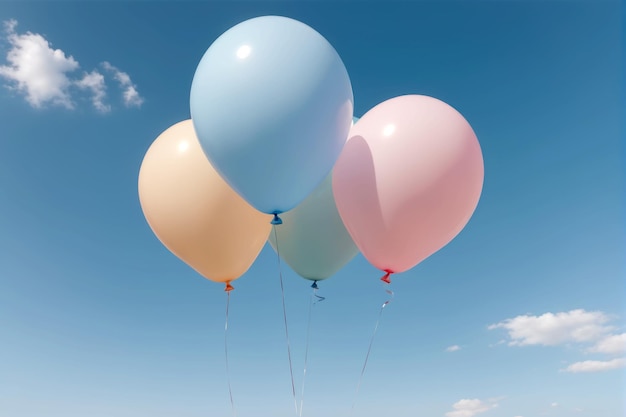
[{"left": 268, "top": 170, "right": 359, "bottom": 281}]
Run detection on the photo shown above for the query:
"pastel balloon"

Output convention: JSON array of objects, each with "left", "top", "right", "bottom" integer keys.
[
  {"left": 190, "top": 15, "right": 353, "bottom": 216},
  {"left": 138, "top": 120, "right": 272, "bottom": 289},
  {"left": 332, "top": 95, "right": 484, "bottom": 276},
  {"left": 268, "top": 169, "right": 359, "bottom": 282}
]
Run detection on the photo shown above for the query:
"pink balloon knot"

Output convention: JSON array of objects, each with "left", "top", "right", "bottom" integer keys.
[{"left": 380, "top": 270, "right": 393, "bottom": 284}]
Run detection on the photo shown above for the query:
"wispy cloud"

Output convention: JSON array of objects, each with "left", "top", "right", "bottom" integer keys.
[
  {"left": 587, "top": 332, "right": 626, "bottom": 355},
  {"left": 446, "top": 345, "right": 461, "bottom": 352},
  {"left": 76, "top": 70, "right": 110, "bottom": 113},
  {"left": 0, "top": 19, "right": 142, "bottom": 112},
  {"left": 489, "top": 309, "right": 625, "bottom": 373},
  {"left": 561, "top": 358, "right": 626, "bottom": 373},
  {"left": 445, "top": 398, "right": 498, "bottom": 417},
  {"left": 102, "top": 61, "right": 144, "bottom": 107},
  {"left": 488, "top": 309, "right": 614, "bottom": 346}
]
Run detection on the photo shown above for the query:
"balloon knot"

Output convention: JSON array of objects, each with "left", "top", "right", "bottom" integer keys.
[
  {"left": 380, "top": 270, "right": 393, "bottom": 284},
  {"left": 224, "top": 282, "right": 234, "bottom": 292},
  {"left": 270, "top": 213, "right": 283, "bottom": 225},
  {"left": 311, "top": 280, "right": 319, "bottom": 289}
]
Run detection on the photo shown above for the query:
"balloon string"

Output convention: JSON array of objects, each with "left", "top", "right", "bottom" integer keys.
[
  {"left": 224, "top": 291, "right": 236, "bottom": 417},
  {"left": 299, "top": 282, "right": 325, "bottom": 417},
  {"left": 350, "top": 282, "right": 394, "bottom": 415},
  {"left": 273, "top": 225, "right": 299, "bottom": 416}
]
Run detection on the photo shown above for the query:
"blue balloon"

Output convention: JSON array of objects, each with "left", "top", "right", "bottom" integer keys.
[
  {"left": 190, "top": 16, "right": 354, "bottom": 216},
  {"left": 268, "top": 171, "right": 359, "bottom": 281}
]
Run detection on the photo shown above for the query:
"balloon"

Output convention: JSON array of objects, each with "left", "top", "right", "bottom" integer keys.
[
  {"left": 268, "top": 167, "right": 359, "bottom": 282},
  {"left": 332, "top": 95, "right": 484, "bottom": 279},
  {"left": 269, "top": 116, "right": 360, "bottom": 281},
  {"left": 138, "top": 120, "right": 272, "bottom": 290},
  {"left": 190, "top": 15, "right": 354, "bottom": 218}
]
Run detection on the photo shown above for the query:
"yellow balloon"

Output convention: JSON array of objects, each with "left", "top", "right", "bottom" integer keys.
[{"left": 138, "top": 120, "right": 272, "bottom": 290}]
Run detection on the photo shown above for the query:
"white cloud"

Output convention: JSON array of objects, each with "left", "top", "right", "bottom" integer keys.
[
  {"left": 488, "top": 309, "right": 614, "bottom": 347},
  {"left": 562, "top": 358, "right": 626, "bottom": 373},
  {"left": 445, "top": 399, "right": 497, "bottom": 417},
  {"left": 446, "top": 345, "right": 461, "bottom": 352},
  {"left": 0, "top": 19, "right": 79, "bottom": 108},
  {"left": 102, "top": 61, "right": 144, "bottom": 107},
  {"left": 1, "top": 19, "right": 142, "bottom": 112},
  {"left": 588, "top": 333, "right": 626, "bottom": 356},
  {"left": 489, "top": 309, "right": 626, "bottom": 374},
  {"left": 123, "top": 85, "right": 143, "bottom": 107},
  {"left": 551, "top": 402, "right": 558, "bottom": 407},
  {"left": 4, "top": 18, "right": 17, "bottom": 33},
  {"left": 76, "top": 70, "right": 110, "bottom": 113}
]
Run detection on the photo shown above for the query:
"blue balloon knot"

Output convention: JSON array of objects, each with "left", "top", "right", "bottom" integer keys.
[{"left": 271, "top": 213, "right": 283, "bottom": 225}]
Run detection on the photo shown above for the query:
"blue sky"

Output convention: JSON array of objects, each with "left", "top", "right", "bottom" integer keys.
[{"left": 0, "top": 1, "right": 624, "bottom": 417}]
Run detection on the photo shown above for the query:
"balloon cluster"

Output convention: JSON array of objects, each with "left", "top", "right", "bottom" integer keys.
[{"left": 138, "top": 16, "right": 484, "bottom": 291}]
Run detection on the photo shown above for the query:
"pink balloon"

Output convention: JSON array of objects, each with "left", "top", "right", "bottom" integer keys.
[{"left": 332, "top": 95, "right": 484, "bottom": 276}]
